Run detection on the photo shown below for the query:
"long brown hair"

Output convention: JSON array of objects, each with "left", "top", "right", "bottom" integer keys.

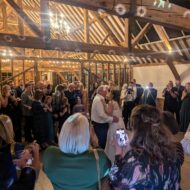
[{"left": 130, "top": 105, "right": 176, "bottom": 164}]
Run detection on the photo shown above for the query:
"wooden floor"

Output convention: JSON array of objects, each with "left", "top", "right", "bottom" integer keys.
[{"left": 34, "top": 132, "right": 190, "bottom": 190}]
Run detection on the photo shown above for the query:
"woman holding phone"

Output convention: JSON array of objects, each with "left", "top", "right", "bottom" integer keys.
[{"left": 109, "top": 105, "right": 181, "bottom": 190}]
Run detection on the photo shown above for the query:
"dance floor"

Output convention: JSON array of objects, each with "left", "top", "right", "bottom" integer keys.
[{"left": 34, "top": 132, "right": 190, "bottom": 190}]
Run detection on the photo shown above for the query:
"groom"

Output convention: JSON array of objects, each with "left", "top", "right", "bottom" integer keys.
[{"left": 91, "top": 85, "right": 118, "bottom": 149}]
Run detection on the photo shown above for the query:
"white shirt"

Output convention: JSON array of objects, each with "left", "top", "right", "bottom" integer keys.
[
  {"left": 91, "top": 94, "right": 113, "bottom": 123},
  {"left": 133, "top": 85, "right": 137, "bottom": 99}
]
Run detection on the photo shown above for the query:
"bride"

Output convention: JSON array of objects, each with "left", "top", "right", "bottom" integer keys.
[{"left": 103, "top": 89, "right": 126, "bottom": 164}]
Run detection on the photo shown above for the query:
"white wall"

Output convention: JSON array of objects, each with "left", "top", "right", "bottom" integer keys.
[{"left": 133, "top": 64, "right": 190, "bottom": 98}]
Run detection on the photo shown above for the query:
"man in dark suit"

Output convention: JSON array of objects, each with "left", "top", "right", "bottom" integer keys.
[
  {"left": 131, "top": 79, "right": 144, "bottom": 105},
  {"left": 143, "top": 82, "right": 157, "bottom": 106},
  {"left": 174, "top": 79, "right": 185, "bottom": 124},
  {"left": 15, "top": 79, "right": 25, "bottom": 98}
]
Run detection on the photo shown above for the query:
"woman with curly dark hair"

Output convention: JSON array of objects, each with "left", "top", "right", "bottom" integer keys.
[{"left": 109, "top": 105, "right": 181, "bottom": 190}]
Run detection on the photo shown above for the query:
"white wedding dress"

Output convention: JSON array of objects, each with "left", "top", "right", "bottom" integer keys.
[{"left": 105, "top": 100, "right": 125, "bottom": 164}]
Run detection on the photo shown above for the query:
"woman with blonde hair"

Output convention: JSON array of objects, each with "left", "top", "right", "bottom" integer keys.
[
  {"left": 0, "top": 115, "right": 15, "bottom": 146},
  {"left": 43, "top": 113, "right": 110, "bottom": 190},
  {"left": 0, "top": 115, "right": 40, "bottom": 190}
]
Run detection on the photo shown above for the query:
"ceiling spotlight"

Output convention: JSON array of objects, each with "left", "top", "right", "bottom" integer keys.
[{"left": 168, "top": 48, "right": 173, "bottom": 54}]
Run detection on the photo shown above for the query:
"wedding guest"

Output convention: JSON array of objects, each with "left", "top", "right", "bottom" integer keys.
[
  {"left": 0, "top": 85, "right": 21, "bottom": 142},
  {"left": 72, "top": 97, "right": 86, "bottom": 115},
  {"left": 174, "top": 79, "right": 185, "bottom": 124},
  {"left": 162, "top": 81, "right": 178, "bottom": 114},
  {"left": 180, "top": 82, "right": 190, "bottom": 132},
  {"left": 65, "top": 83, "right": 76, "bottom": 112},
  {"left": 130, "top": 79, "right": 144, "bottom": 105},
  {"left": 21, "top": 82, "right": 34, "bottom": 142},
  {"left": 0, "top": 114, "right": 37, "bottom": 190},
  {"left": 143, "top": 82, "right": 157, "bottom": 106},
  {"left": 109, "top": 105, "right": 181, "bottom": 189},
  {"left": 15, "top": 79, "right": 25, "bottom": 98},
  {"left": 43, "top": 113, "right": 110, "bottom": 190},
  {"left": 162, "top": 111, "right": 184, "bottom": 165},
  {"left": 32, "top": 90, "right": 48, "bottom": 149},
  {"left": 59, "top": 97, "right": 70, "bottom": 132},
  {"left": 44, "top": 96, "right": 54, "bottom": 143}
]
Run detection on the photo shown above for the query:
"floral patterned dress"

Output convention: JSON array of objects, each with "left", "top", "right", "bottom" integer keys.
[{"left": 109, "top": 150, "right": 181, "bottom": 190}]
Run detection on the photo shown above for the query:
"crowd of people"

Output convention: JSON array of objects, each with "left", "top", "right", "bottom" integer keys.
[{"left": 0, "top": 78, "right": 190, "bottom": 190}]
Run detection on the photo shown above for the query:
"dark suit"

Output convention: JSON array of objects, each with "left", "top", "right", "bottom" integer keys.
[
  {"left": 15, "top": 86, "right": 24, "bottom": 98},
  {"left": 134, "top": 84, "right": 144, "bottom": 104},
  {"left": 143, "top": 88, "right": 157, "bottom": 106},
  {"left": 174, "top": 85, "right": 185, "bottom": 124}
]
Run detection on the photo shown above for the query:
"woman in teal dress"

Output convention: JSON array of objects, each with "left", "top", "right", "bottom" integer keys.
[
  {"left": 43, "top": 113, "right": 110, "bottom": 190},
  {"left": 180, "top": 82, "right": 190, "bottom": 132}
]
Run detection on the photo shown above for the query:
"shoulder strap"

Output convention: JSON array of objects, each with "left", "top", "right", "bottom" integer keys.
[{"left": 93, "top": 149, "right": 101, "bottom": 190}]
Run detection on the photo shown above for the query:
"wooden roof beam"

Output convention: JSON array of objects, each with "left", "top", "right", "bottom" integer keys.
[
  {"left": 153, "top": 25, "right": 172, "bottom": 51},
  {"left": 167, "top": 56, "right": 180, "bottom": 80},
  {"left": 153, "top": 24, "right": 181, "bottom": 79},
  {"left": 17, "top": 0, "right": 24, "bottom": 36},
  {"left": 51, "top": 0, "right": 190, "bottom": 33},
  {"left": 6, "top": 0, "right": 44, "bottom": 37},
  {"left": 91, "top": 12, "right": 120, "bottom": 46},
  {"left": 132, "top": 23, "right": 152, "bottom": 47},
  {"left": 0, "top": 33, "right": 179, "bottom": 60},
  {"left": 0, "top": 55, "right": 124, "bottom": 64}
]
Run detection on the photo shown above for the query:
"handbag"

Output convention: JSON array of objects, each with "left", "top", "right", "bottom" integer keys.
[{"left": 93, "top": 149, "right": 111, "bottom": 190}]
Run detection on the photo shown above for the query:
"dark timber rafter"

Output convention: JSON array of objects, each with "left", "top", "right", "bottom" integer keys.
[
  {"left": 0, "top": 33, "right": 179, "bottom": 60},
  {"left": 40, "top": 0, "right": 51, "bottom": 39},
  {"left": 50, "top": 0, "right": 190, "bottom": 33}
]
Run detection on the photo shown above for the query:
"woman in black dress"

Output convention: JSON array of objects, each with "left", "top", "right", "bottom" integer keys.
[
  {"left": 59, "top": 97, "right": 70, "bottom": 132},
  {"left": 162, "top": 81, "right": 178, "bottom": 114},
  {"left": 44, "top": 96, "right": 54, "bottom": 142},
  {"left": 32, "top": 90, "right": 48, "bottom": 149}
]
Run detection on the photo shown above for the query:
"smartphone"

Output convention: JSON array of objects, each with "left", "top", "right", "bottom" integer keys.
[{"left": 116, "top": 128, "right": 129, "bottom": 146}]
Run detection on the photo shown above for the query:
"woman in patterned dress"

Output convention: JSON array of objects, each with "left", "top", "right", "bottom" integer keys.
[{"left": 109, "top": 105, "right": 181, "bottom": 190}]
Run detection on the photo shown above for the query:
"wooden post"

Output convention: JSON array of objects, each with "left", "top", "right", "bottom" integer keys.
[
  {"left": 80, "top": 62, "right": 84, "bottom": 83},
  {"left": 107, "top": 63, "right": 110, "bottom": 81},
  {"left": 34, "top": 61, "right": 39, "bottom": 85},
  {"left": 95, "top": 63, "right": 97, "bottom": 76},
  {"left": 22, "top": 60, "right": 25, "bottom": 84},
  {"left": 118, "top": 63, "right": 121, "bottom": 88},
  {"left": 129, "top": 65, "right": 133, "bottom": 82},
  {"left": 124, "top": 64, "right": 127, "bottom": 83},
  {"left": 102, "top": 63, "right": 104, "bottom": 81},
  {"left": 11, "top": 59, "right": 14, "bottom": 81},
  {"left": 113, "top": 64, "right": 116, "bottom": 84}
]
